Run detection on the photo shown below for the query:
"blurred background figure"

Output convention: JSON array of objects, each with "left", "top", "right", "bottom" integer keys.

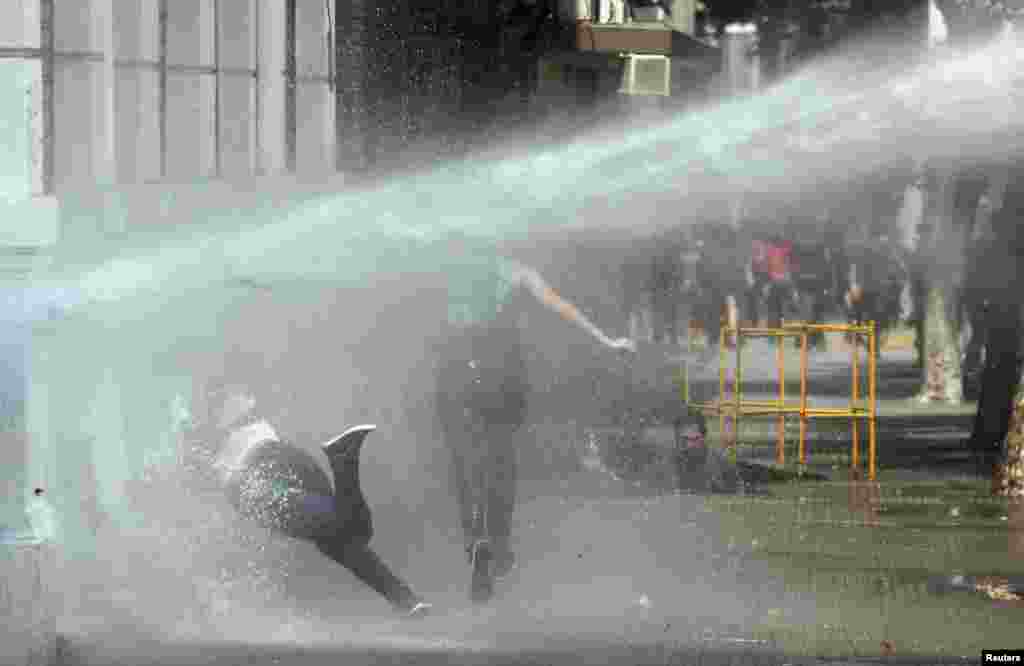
[
  {"left": 844, "top": 228, "right": 907, "bottom": 344},
  {"left": 790, "top": 227, "right": 835, "bottom": 350},
  {"left": 748, "top": 224, "right": 796, "bottom": 329},
  {"left": 648, "top": 227, "right": 689, "bottom": 348},
  {"left": 694, "top": 222, "right": 747, "bottom": 354},
  {"left": 621, "top": 236, "right": 658, "bottom": 345}
]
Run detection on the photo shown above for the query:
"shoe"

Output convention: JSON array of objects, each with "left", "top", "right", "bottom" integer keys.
[
  {"left": 404, "top": 601, "right": 432, "bottom": 619},
  {"left": 469, "top": 539, "right": 494, "bottom": 603}
]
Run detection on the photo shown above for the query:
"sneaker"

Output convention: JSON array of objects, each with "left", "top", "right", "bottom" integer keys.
[{"left": 404, "top": 601, "right": 432, "bottom": 619}]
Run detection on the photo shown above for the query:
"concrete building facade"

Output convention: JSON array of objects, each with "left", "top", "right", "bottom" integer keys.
[
  {"left": 0, "top": 3, "right": 715, "bottom": 601},
  {"left": 0, "top": 0, "right": 536, "bottom": 515},
  {"left": 0, "top": 7, "right": 537, "bottom": 658}
]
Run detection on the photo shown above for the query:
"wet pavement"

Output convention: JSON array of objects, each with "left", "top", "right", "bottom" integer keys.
[
  {"left": 56, "top": 474, "right": 1015, "bottom": 665},
  {"left": 52, "top": 344, "right": 1019, "bottom": 666}
]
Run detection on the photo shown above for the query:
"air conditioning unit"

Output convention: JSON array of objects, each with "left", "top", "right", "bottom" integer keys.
[
  {"left": 618, "top": 54, "right": 670, "bottom": 96},
  {"left": 631, "top": 6, "right": 665, "bottom": 21},
  {"left": 557, "top": 0, "right": 592, "bottom": 22}
]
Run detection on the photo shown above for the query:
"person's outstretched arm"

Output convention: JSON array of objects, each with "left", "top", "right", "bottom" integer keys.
[{"left": 506, "top": 261, "right": 634, "bottom": 352}]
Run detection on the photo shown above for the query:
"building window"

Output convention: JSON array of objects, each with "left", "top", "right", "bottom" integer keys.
[
  {"left": 217, "top": 0, "right": 258, "bottom": 178},
  {"left": 52, "top": 0, "right": 108, "bottom": 189},
  {"left": 293, "top": 0, "right": 334, "bottom": 173},
  {"left": 165, "top": 0, "right": 216, "bottom": 179},
  {"left": 113, "top": 0, "right": 161, "bottom": 183},
  {"left": 47, "top": 0, "right": 264, "bottom": 186}
]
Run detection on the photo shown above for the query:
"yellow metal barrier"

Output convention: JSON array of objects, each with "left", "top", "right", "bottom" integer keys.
[{"left": 682, "top": 321, "right": 879, "bottom": 480}]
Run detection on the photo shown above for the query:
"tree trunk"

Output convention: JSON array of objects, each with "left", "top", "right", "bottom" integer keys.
[
  {"left": 964, "top": 159, "right": 1023, "bottom": 489},
  {"left": 916, "top": 165, "right": 964, "bottom": 404},
  {"left": 969, "top": 301, "right": 1022, "bottom": 475},
  {"left": 995, "top": 385, "right": 1024, "bottom": 498},
  {"left": 926, "top": 2, "right": 1024, "bottom": 490},
  {"left": 919, "top": 285, "right": 963, "bottom": 403}
]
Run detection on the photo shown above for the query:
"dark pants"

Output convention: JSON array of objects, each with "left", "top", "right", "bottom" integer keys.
[
  {"left": 793, "top": 274, "right": 830, "bottom": 346},
  {"left": 226, "top": 441, "right": 419, "bottom": 611},
  {"left": 748, "top": 277, "right": 795, "bottom": 328},
  {"left": 443, "top": 421, "right": 519, "bottom": 557},
  {"left": 315, "top": 537, "right": 419, "bottom": 610},
  {"left": 849, "top": 283, "right": 902, "bottom": 335},
  {"left": 696, "top": 287, "right": 728, "bottom": 350},
  {"left": 650, "top": 289, "right": 679, "bottom": 344},
  {"left": 435, "top": 325, "right": 527, "bottom": 560},
  {"left": 674, "top": 446, "right": 707, "bottom": 492}
]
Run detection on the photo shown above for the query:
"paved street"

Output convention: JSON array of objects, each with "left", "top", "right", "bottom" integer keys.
[
  {"left": 56, "top": 469, "right": 976, "bottom": 666},
  {"left": 50, "top": 344, "right": 992, "bottom": 666}
]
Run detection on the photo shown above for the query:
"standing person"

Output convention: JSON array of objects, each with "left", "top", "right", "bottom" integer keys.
[
  {"left": 821, "top": 216, "right": 850, "bottom": 320},
  {"left": 434, "top": 236, "right": 633, "bottom": 603},
  {"left": 749, "top": 228, "right": 795, "bottom": 329},
  {"left": 791, "top": 234, "right": 833, "bottom": 349},
  {"left": 621, "top": 236, "right": 656, "bottom": 345},
  {"left": 844, "top": 230, "right": 907, "bottom": 341},
  {"left": 694, "top": 223, "right": 748, "bottom": 354},
  {"left": 678, "top": 229, "right": 703, "bottom": 345},
  {"left": 649, "top": 227, "right": 687, "bottom": 347}
]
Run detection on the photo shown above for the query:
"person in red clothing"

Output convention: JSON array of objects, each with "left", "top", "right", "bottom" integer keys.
[{"left": 749, "top": 230, "right": 796, "bottom": 328}]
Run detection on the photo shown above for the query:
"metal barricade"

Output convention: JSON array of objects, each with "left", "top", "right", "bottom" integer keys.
[{"left": 681, "top": 321, "right": 879, "bottom": 480}]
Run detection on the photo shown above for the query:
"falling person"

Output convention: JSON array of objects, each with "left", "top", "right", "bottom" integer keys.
[{"left": 202, "top": 385, "right": 432, "bottom": 618}]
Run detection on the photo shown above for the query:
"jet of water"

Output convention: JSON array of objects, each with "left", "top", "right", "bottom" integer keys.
[
  {"left": 44, "top": 25, "right": 1021, "bottom": 318},
  {"left": 23, "top": 24, "right": 1024, "bottom": 513}
]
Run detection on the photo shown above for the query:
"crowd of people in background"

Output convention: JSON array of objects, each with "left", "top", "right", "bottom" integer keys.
[
  {"left": 616, "top": 170, "right": 1013, "bottom": 413},
  {"left": 619, "top": 208, "right": 911, "bottom": 358}
]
